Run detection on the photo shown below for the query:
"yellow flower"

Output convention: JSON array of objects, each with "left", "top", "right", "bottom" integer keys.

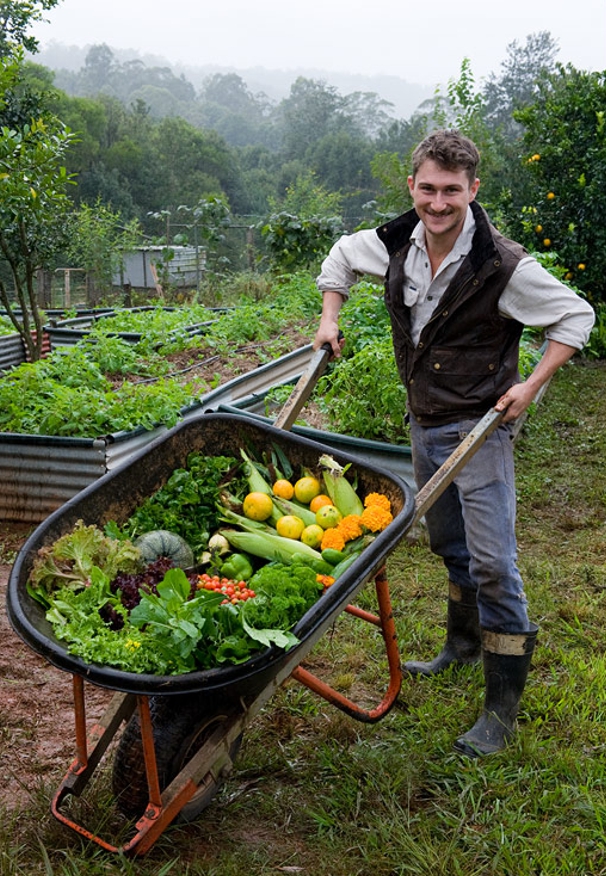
[
  {"left": 543, "top": 239, "right": 551, "bottom": 247},
  {"left": 321, "top": 527, "right": 346, "bottom": 552},
  {"left": 360, "top": 505, "right": 393, "bottom": 533},
  {"left": 363, "top": 492, "right": 392, "bottom": 512},
  {"left": 565, "top": 272, "right": 574, "bottom": 281},
  {"left": 535, "top": 224, "right": 543, "bottom": 233},
  {"left": 547, "top": 191, "right": 555, "bottom": 200},
  {"left": 578, "top": 263, "right": 586, "bottom": 270},
  {"left": 532, "top": 153, "right": 541, "bottom": 161},
  {"left": 337, "top": 514, "right": 364, "bottom": 542}
]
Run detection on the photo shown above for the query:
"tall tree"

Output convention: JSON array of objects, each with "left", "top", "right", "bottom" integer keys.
[
  {"left": 0, "top": 0, "right": 60, "bottom": 55},
  {"left": 279, "top": 78, "right": 343, "bottom": 160},
  {"left": 0, "top": 51, "right": 76, "bottom": 359},
  {"left": 483, "top": 31, "right": 559, "bottom": 138}
]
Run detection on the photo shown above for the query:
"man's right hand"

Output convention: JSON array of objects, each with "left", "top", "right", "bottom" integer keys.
[
  {"left": 313, "top": 291, "right": 346, "bottom": 358},
  {"left": 313, "top": 322, "right": 344, "bottom": 358}
]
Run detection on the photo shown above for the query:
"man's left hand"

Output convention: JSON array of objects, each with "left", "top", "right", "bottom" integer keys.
[{"left": 494, "top": 382, "right": 537, "bottom": 423}]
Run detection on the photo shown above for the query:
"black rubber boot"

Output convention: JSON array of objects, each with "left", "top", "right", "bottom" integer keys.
[
  {"left": 403, "top": 582, "right": 480, "bottom": 677},
  {"left": 453, "top": 623, "right": 539, "bottom": 758}
]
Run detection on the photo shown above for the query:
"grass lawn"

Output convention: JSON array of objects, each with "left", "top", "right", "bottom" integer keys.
[{"left": 2, "top": 358, "right": 606, "bottom": 875}]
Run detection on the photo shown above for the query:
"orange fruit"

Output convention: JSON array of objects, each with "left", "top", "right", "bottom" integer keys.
[
  {"left": 272, "top": 478, "right": 294, "bottom": 499},
  {"left": 243, "top": 491, "right": 274, "bottom": 521},
  {"left": 276, "top": 515, "right": 305, "bottom": 540},
  {"left": 315, "top": 504, "right": 342, "bottom": 530},
  {"left": 309, "top": 493, "right": 333, "bottom": 513},
  {"left": 294, "top": 476, "right": 321, "bottom": 504},
  {"left": 300, "top": 523, "right": 324, "bottom": 548}
]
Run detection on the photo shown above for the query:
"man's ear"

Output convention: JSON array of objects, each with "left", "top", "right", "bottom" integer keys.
[{"left": 469, "top": 177, "right": 480, "bottom": 201}]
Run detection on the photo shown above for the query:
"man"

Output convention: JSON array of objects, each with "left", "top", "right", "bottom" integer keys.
[{"left": 313, "top": 129, "right": 595, "bottom": 757}]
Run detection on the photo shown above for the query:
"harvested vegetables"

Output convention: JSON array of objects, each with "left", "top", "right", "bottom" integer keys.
[{"left": 27, "top": 442, "right": 395, "bottom": 676}]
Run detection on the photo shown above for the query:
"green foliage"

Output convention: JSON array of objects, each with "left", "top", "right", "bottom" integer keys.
[
  {"left": 0, "top": 0, "right": 60, "bottom": 55},
  {"left": 310, "top": 282, "right": 410, "bottom": 443},
  {"left": 482, "top": 31, "right": 559, "bottom": 138},
  {"left": 0, "top": 347, "right": 193, "bottom": 436},
  {"left": 510, "top": 66, "right": 606, "bottom": 302},
  {"left": 268, "top": 168, "right": 342, "bottom": 219},
  {"left": 0, "top": 50, "right": 77, "bottom": 359},
  {"left": 583, "top": 302, "right": 606, "bottom": 360},
  {"left": 260, "top": 212, "right": 345, "bottom": 273},
  {"left": 318, "top": 336, "right": 409, "bottom": 444},
  {"left": 28, "top": 519, "right": 141, "bottom": 601},
  {"left": 66, "top": 201, "right": 142, "bottom": 299},
  {"left": 118, "top": 451, "right": 239, "bottom": 553}
]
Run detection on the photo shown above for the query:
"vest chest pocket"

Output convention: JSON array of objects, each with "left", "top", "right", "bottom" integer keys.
[{"left": 429, "top": 346, "right": 499, "bottom": 376}]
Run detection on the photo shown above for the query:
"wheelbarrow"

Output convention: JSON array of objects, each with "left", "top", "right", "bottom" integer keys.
[{"left": 6, "top": 342, "right": 504, "bottom": 856}]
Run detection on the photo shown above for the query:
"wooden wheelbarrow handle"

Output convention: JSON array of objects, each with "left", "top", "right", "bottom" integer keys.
[
  {"left": 273, "top": 339, "right": 339, "bottom": 431},
  {"left": 413, "top": 407, "right": 505, "bottom": 524}
]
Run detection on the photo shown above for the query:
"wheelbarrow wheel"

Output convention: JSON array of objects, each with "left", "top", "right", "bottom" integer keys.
[{"left": 111, "top": 693, "right": 242, "bottom": 823}]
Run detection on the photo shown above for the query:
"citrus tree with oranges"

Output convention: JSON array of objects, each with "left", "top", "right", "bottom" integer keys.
[{"left": 511, "top": 65, "right": 606, "bottom": 303}]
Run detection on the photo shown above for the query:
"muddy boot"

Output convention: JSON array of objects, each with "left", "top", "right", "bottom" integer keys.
[
  {"left": 403, "top": 582, "right": 480, "bottom": 677},
  {"left": 453, "top": 623, "right": 539, "bottom": 758}
]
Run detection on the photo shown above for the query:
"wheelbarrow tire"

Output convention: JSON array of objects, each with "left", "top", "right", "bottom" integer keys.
[{"left": 111, "top": 694, "right": 242, "bottom": 823}]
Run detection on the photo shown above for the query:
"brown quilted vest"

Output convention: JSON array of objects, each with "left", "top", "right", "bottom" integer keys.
[{"left": 377, "top": 201, "right": 527, "bottom": 426}]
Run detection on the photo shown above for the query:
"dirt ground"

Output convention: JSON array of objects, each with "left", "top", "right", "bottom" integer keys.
[{"left": 0, "top": 524, "right": 116, "bottom": 811}]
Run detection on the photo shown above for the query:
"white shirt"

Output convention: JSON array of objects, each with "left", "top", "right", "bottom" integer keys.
[{"left": 316, "top": 207, "right": 595, "bottom": 350}]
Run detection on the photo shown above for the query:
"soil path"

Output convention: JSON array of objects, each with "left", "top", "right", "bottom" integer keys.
[{"left": 0, "top": 542, "right": 113, "bottom": 811}]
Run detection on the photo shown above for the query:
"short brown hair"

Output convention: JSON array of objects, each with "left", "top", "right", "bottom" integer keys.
[{"left": 411, "top": 129, "right": 480, "bottom": 184}]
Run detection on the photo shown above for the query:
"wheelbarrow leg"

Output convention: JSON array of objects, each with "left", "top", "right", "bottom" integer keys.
[
  {"left": 50, "top": 681, "right": 137, "bottom": 852},
  {"left": 50, "top": 677, "right": 248, "bottom": 857},
  {"left": 291, "top": 566, "right": 403, "bottom": 722}
]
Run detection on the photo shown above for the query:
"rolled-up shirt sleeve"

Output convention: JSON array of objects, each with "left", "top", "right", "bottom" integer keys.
[
  {"left": 500, "top": 257, "right": 596, "bottom": 350},
  {"left": 316, "top": 229, "right": 389, "bottom": 298}
]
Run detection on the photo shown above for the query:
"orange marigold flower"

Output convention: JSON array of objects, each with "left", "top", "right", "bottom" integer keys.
[
  {"left": 363, "top": 492, "right": 392, "bottom": 512},
  {"left": 360, "top": 505, "right": 393, "bottom": 533},
  {"left": 317, "top": 573, "right": 335, "bottom": 588},
  {"left": 337, "top": 514, "right": 364, "bottom": 541},
  {"left": 321, "top": 528, "right": 346, "bottom": 552}
]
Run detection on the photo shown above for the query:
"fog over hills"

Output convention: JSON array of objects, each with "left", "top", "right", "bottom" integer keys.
[{"left": 35, "top": 41, "right": 435, "bottom": 121}]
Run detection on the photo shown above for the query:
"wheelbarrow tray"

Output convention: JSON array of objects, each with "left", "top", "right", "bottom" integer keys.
[{"left": 7, "top": 412, "right": 415, "bottom": 699}]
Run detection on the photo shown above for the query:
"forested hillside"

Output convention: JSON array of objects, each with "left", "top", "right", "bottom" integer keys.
[
  {"left": 3, "top": 9, "right": 606, "bottom": 343},
  {"left": 35, "top": 41, "right": 434, "bottom": 120}
]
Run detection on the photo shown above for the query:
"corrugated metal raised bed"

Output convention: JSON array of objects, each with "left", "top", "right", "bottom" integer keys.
[
  {"left": 0, "top": 345, "right": 315, "bottom": 523},
  {"left": 44, "top": 306, "right": 225, "bottom": 348},
  {"left": 0, "top": 333, "right": 26, "bottom": 375}
]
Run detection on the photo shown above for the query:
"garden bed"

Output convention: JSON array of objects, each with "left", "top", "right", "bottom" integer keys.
[{"left": 0, "top": 342, "right": 316, "bottom": 523}]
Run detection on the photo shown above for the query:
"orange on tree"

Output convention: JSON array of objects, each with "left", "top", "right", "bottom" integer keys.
[
  {"left": 294, "top": 476, "right": 321, "bottom": 504},
  {"left": 276, "top": 515, "right": 306, "bottom": 540},
  {"left": 272, "top": 478, "right": 294, "bottom": 500},
  {"left": 243, "top": 491, "right": 274, "bottom": 521}
]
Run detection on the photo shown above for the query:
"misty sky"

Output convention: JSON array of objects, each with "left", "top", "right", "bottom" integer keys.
[{"left": 32, "top": 0, "right": 605, "bottom": 87}]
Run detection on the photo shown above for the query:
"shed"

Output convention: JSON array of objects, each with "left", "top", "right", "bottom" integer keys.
[{"left": 113, "top": 246, "right": 205, "bottom": 290}]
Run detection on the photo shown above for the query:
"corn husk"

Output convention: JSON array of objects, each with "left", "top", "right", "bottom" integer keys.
[{"left": 319, "top": 454, "right": 364, "bottom": 517}]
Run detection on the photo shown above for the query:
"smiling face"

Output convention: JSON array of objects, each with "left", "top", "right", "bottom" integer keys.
[{"left": 407, "top": 159, "right": 480, "bottom": 251}]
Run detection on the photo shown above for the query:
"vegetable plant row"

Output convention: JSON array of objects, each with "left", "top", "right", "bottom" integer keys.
[
  {"left": 26, "top": 443, "right": 394, "bottom": 677},
  {"left": 0, "top": 276, "right": 322, "bottom": 437}
]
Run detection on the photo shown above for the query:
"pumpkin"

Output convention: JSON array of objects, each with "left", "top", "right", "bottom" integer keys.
[{"left": 134, "top": 530, "right": 194, "bottom": 569}]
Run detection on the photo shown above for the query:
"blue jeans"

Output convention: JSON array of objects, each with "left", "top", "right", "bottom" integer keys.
[{"left": 409, "top": 412, "right": 529, "bottom": 632}]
